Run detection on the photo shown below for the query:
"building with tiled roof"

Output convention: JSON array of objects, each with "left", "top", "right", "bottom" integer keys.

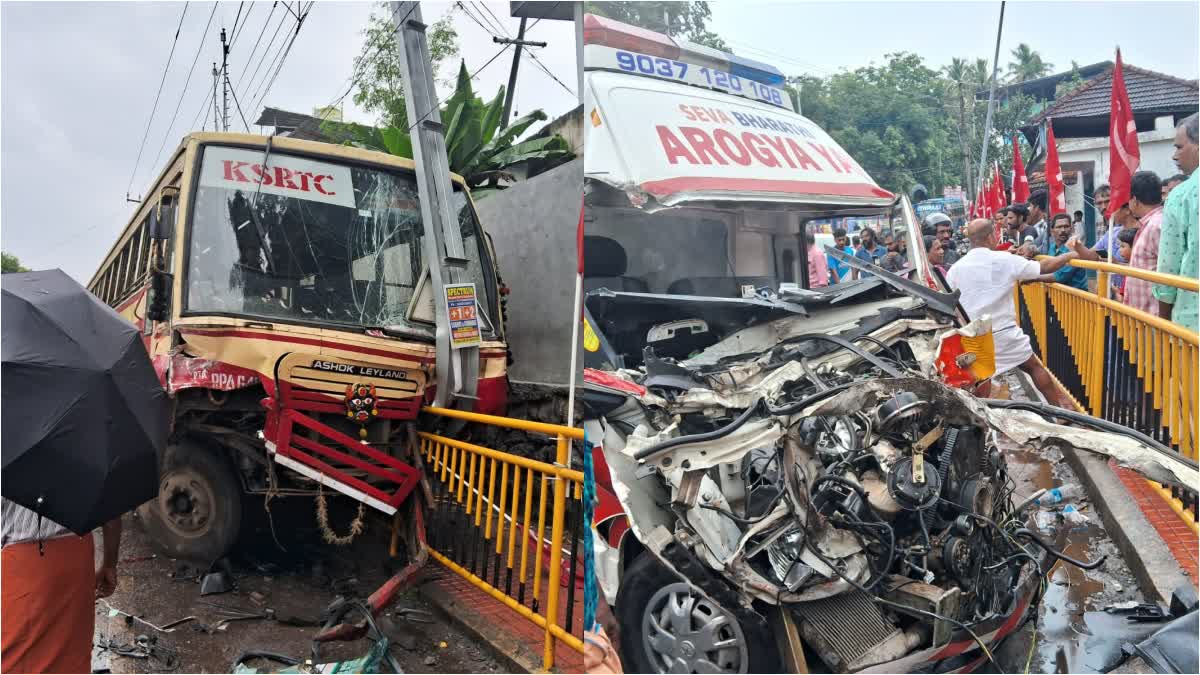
[
  {"left": 1015, "top": 62, "right": 1197, "bottom": 243},
  {"left": 1023, "top": 63, "right": 1197, "bottom": 139}
]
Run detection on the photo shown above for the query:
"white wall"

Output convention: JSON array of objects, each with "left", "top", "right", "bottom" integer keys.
[{"left": 1058, "top": 115, "right": 1181, "bottom": 218}]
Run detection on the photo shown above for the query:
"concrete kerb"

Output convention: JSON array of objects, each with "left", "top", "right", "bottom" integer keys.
[
  {"left": 1008, "top": 370, "right": 1190, "bottom": 605},
  {"left": 417, "top": 579, "right": 537, "bottom": 674}
]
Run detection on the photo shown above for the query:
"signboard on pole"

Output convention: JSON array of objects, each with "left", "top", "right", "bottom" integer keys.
[{"left": 444, "top": 283, "right": 481, "bottom": 350}]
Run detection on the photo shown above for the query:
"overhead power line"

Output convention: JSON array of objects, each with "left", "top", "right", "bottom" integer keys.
[
  {"left": 125, "top": 2, "right": 190, "bottom": 201},
  {"left": 238, "top": 5, "right": 292, "bottom": 105},
  {"left": 248, "top": 2, "right": 314, "bottom": 116},
  {"left": 232, "top": 1, "right": 277, "bottom": 93},
  {"left": 404, "top": 39, "right": 514, "bottom": 134},
  {"left": 234, "top": 3, "right": 288, "bottom": 101},
  {"left": 147, "top": 1, "right": 219, "bottom": 185},
  {"left": 322, "top": 2, "right": 417, "bottom": 113},
  {"left": 462, "top": 2, "right": 574, "bottom": 98}
]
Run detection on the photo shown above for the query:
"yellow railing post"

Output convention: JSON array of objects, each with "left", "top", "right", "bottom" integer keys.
[
  {"left": 1091, "top": 270, "right": 1109, "bottom": 417},
  {"left": 1028, "top": 258, "right": 1198, "bottom": 533},
  {"left": 543, "top": 432, "right": 571, "bottom": 670},
  {"left": 413, "top": 407, "right": 585, "bottom": 668}
]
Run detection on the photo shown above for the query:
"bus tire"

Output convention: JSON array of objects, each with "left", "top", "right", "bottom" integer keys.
[{"left": 138, "top": 439, "right": 242, "bottom": 564}]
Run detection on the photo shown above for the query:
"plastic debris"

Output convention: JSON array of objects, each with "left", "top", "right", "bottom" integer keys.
[
  {"left": 1062, "top": 504, "right": 1090, "bottom": 527},
  {"left": 1036, "top": 484, "right": 1084, "bottom": 506}
]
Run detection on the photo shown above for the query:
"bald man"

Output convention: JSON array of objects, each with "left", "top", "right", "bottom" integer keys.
[{"left": 946, "top": 219, "right": 1079, "bottom": 409}]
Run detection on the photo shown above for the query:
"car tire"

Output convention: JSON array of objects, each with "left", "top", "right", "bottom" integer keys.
[
  {"left": 138, "top": 439, "right": 243, "bottom": 564},
  {"left": 615, "top": 552, "right": 782, "bottom": 674}
]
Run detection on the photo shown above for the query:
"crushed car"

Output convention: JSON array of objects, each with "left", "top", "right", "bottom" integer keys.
[{"left": 583, "top": 263, "right": 1198, "bottom": 673}]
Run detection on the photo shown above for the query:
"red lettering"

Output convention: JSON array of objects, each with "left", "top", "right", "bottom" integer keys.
[
  {"left": 296, "top": 171, "right": 312, "bottom": 191},
  {"left": 785, "top": 138, "right": 822, "bottom": 171},
  {"left": 656, "top": 126, "right": 699, "bottom": 165},
  {"left": 223, "top": 160, "right": 250, "bottom": 182},
  {"left": 808, "top": 143, "right": 843, "bottom": 173},
  {"left": 313, "top": 174, "right": 335, "bottom": 196},
  {"left": 763, "top": 136, "right": 797, "bottom": 168},
  {"left": 251, "top": 164, "right": 273, "bottom": 185},
  {"left": 274, "top": 167, "right": 300, "bottom": 190},
  {"left": 715, "top": 109, "right": 734, "bottom": 125},
  {"left": 833, "top": 149, "right": 858, "bottom": 175},
  {"left": 741, "top": 133, "right": 779, "bottom": 168},
  {"left": 680, "top": 127, "right": 727, "bottom": 165},
  {"left": 693, "top": 107, "right": 711, "bottom": 123},
  {"left": 713, "top": 129, "right": 751, "bottom": 166},
  {"left": 678, "top": 104, "right": 697, "bottom": 121}
]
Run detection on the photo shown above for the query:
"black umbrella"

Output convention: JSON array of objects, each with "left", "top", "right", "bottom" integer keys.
[{"left": 2, "top": 269, "right": 167, "bottom": 535}]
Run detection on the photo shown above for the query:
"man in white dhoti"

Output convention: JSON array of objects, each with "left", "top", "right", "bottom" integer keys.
[{"left": 946, "top": 219, "right": 1080, "bottom": 409}]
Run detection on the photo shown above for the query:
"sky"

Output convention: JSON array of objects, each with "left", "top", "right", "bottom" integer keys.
[
  {"left": 711, "top": 1, "right": 1199, "bottom": 81},
  {"left": 0, "top": 0, "right": 579, "bottom": 282}
]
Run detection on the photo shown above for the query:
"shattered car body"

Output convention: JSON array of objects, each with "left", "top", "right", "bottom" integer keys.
[{"left": 584, "top": 288, "right": 1198, "bottom": 673}]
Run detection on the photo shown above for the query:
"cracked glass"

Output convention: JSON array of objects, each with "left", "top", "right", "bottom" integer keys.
[{"left": 186, "top": 146, "right": 494, "bottom": 333}]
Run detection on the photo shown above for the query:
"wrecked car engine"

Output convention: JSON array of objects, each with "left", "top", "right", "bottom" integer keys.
[{"left": 591, "top": 302, "right": 1198, "bottom": 673}]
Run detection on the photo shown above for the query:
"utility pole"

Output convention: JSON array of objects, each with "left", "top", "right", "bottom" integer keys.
[
  {"left": 211, "top": 63, "right": 221, "bottom": 132},
  {"left": 494, "top": 18, "right": 546, "bottom": 129},
  {"left": 220, "top": 28, "right": 230, "bottom": 132},
  {"left": 976, "top": 1, "right": 1006, "bottom": 204},
  {"left": 391, "top": 1, "right": 478, "bottom": 409}
]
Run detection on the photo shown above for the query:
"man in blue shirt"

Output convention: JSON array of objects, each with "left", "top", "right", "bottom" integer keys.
[
  {"left": 1091, "top": 202, "right": 1137, "bottom": 292},
  {"left": 854, "top": 227, "right": 888, "bottom": 264},
  {"left": 1041, "top": 214, "right": 1088, "bottom": 289},
  {"left": 825, "top": 228, "right": 855, "bottom": 283},
  {"left": 850, "top": 227, "right": 889, "bottom": 280}
]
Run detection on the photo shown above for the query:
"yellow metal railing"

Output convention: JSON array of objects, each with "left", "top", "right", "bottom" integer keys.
[
  {"left": 419, "top": 406, "right": 585, "bottom": 671},
  {"left": 1016, "top": 259, "right": 1198, "bottom": 532}
]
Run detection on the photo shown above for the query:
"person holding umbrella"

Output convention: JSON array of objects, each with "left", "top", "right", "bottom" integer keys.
[
  {"left": 1, "top": 504, "right": 122, "bottom": 672},
  {"left": 2, "top": 269, "right": 167, "bottom": 674}
]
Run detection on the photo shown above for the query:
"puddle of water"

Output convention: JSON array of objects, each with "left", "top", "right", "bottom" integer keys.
[{"left": 994, "top": 444, "right": 1144, "bottom": 674}]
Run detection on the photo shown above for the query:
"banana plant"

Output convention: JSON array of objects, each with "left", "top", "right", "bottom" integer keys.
[{"left": 322, "top": 61, "right": 574, "bottom": 193}]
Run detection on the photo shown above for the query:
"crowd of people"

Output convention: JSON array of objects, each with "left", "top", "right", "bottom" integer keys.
[
  {"left": 981, "top": 113, "right": 1198, "bottom": 332},
  {"left": 910, "top": 113, "right": 1198, "bottom": 334},
  {"left": 793, "top": 113, "right": 1198, "bottom": 411}
]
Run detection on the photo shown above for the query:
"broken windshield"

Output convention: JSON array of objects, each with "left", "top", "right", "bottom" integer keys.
[{"left": 184, "top": 145, "right": 494, "bottom": 333}]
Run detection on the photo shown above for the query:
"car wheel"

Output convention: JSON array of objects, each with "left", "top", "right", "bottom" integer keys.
[
  {"left": 138, "top": 439, "right": 242, "bottom": 564},
  {"left": 615, "top": 552, "right": 781, "bottom": 674}
]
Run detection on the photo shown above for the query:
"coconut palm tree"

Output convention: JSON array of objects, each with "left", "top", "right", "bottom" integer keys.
[
  {"left": 945, "top": 58, "right": 975, "bottom": 194},
  {"left": 1007, "top": 44, "right": 1053, "bottom": 83},
  {"left": 968, "top": 58, "right": 992, "bottom": 90}
]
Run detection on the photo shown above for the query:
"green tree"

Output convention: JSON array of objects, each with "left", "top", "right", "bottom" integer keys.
[
  {"left": 585, "top": 1, "right": 730, "bottom": 50},
  {"left": 350, "top": 3, "right": 460, "bottom": 129},
  {"left": 945, "top": 58, "right": 976, "bottom": 195},
  {"left": 1055, "top": 60, "right": 1087, "bottom": 98},
  {"left": 786, "top": 53, "right": 960, "bottom": 196},
  {"left": 2, "top": 251, "right": 29, "bottom": 273},
  {"left": 324, "top": 62, "right": 574, "bottom": 193},
  {"left": 1007, "top": 43, "right": 1053, "bottom": 83}
]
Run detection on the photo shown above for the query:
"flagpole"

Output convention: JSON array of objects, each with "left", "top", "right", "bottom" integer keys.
[{"left": 976, "top": 1, "right": 1006, "bottom": 203}]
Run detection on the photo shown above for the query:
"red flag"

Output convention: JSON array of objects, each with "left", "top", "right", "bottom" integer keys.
[
  {"left": 1107, "top": 48, "right": 1141, "bottom": 216},
  {"left": 1044, "top": 120, "right": 1067, "bottom": 217},
  {"left": 1011, "top": 136, "right": 1030, "bottom": 203}
]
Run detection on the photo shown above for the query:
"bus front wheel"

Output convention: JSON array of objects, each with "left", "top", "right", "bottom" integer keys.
[{"left": 138, "top": 439, "right": 243, "bottom": 564}]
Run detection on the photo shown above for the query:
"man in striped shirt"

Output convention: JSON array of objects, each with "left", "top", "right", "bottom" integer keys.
[
  {"left": 2, "top": 498, "right": 122, "bottom": 673},
  {"left": 1122, "top": 172, "right": 1165, "bottom": 317}
]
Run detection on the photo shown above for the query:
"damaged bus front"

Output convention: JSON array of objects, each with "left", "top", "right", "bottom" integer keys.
[{"left": 579, "top": 16, "right": 1200, "bottom": 674}]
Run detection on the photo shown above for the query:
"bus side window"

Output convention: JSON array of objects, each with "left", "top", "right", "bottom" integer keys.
[{"left": 133, "top": 217, "right": 149, "bottom": 285}]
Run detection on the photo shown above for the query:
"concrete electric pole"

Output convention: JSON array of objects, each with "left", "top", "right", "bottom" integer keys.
[{"left": 391, "top": 1, "right": 479, "bottom": 409}]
